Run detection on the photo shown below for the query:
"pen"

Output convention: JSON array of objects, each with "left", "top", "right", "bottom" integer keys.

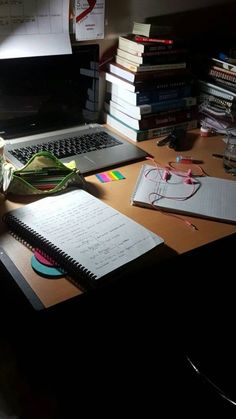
[
  {"left": 212, "top": 153, "right": 224, "bottom": 159},
  {"left": 176, "top": 156, "right": 194, "bottom": 164},
  {"left": 15, "top": 169, "right": 71, "bottom": 176}
]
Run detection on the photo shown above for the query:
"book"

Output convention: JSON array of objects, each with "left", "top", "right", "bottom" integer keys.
[
  {"left": 198, "top": 80, "right": 236, "bottom": 102},
  {"left": 105, "top": 113, "right": 197, "bottom": 142},
  {"left": 2, "top": 189, "right": 164, "bottom": 287},
  {"left": 211, "top": 57, "right": 236, "bottom": 73},
  {"left": 105, "top": 71, "right": 192, "bottom": 94},
  {"left": 107, "top": 82, "right": 193, "bottom": 106},
  {"left": 116, "top": 48, "right": 186, "bottom": 65},
  {"left": 105, "top": 102, "right": 197, "bottom": 130},
  {"left": 118, "top": 35, "right": 176, "bottom": 54},
  {"left": 115, "top": 55, "right": 186, "bottom": 73},
  {"left": 131, "top": 164, "right": 236, "bottom": 223},
  {"left": 132, "top": 22, "right": 173, "bottom": 38},
  {"left": 134, "top": 35, "right": 174, "bottom": 45},
  {"left": 198, "top": 92, "right": 234, "bottom": 110},
  {"left": 209, "top": 66, "right": 236, "bottom": 83},
  {"left": 108, "top": 96, "right": 197, "bottom": 119},
  {"left": 108, "top": 62, "right": 192, "bottom": 85}
]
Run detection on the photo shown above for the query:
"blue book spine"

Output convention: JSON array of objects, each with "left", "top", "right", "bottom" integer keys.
[{"left": 136, "top": 85, "right": 192, "bottom": 105}]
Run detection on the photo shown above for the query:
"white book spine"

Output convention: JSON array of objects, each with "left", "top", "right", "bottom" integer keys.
[
  {"left": 109, "top": 63, "right": 135, "bottom": 82},
  {"left": 105, "top": 72, "right": 135, "bottom": 92}
]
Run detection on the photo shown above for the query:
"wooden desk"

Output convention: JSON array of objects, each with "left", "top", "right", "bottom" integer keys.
[{"left": 0, "top": 129, "right": 235, "bottom": 310}]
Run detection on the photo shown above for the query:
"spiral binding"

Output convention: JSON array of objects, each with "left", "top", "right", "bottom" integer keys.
[{"left": 2, "top": 212, "right": 97, "bottom": 286}]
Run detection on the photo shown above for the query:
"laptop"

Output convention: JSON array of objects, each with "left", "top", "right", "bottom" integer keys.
[{"left": 1, "top": 44, "right": 148, "bottom": 174}]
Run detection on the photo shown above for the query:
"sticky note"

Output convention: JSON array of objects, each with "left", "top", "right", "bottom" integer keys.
[{"left": 96, "top": 170, "right": 125, "bottom": 183}]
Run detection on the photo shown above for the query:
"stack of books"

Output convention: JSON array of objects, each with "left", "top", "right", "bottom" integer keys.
[
  {"left": 198, "top": 56, "right": 236, "bottom": 135},
  {"left": 104, "top": 23, "right": 198, "bottom": 142}
]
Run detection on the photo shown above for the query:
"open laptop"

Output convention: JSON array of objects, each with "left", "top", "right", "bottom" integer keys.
[{"left": 1, "top": 44, "right": 148, "bottom": 174}]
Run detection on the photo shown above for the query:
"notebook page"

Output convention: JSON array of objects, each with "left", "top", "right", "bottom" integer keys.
[
  {"left": 9, "top": 189, "right": 163, "bottom": 279},
  {"left": 132, "top": 164, "right": 236, "bottom": 223}
]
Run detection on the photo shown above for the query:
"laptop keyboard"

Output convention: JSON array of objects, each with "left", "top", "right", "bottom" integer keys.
[{"left": 9, "top": 131, "right": 123, "bottom": 165}]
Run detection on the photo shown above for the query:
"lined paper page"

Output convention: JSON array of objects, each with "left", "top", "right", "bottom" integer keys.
[{"left": 8, "top": 189, "right": 163, "bottom": 279}]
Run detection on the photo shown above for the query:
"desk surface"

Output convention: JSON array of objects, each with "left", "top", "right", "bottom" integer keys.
[{"left": 0, "top": 128, "right": 235, "bottom": 309}]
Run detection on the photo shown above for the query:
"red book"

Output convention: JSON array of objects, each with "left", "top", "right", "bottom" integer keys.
[{"left": 134, "top": 36, "right": 174, "bottom": 45}]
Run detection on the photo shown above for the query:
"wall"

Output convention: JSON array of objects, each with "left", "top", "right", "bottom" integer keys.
[
  {"left": 88, "top": 0, "right": 235, "bottom": 118},
  {"left": 104, "top": 0, "right": 231, "bottom": 40}
]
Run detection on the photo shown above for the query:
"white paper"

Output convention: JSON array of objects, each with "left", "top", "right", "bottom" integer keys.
[
  {"left": 6, "top": 189, "right": 163, "bottom": 280},
  {"left": 132, "top": 164, "right": 236, "bottom": 223},
  {"left": 75, "top": 0, "right": 104, "bottom": 41},
  {"left": 0, "top": 0, "right": 72, "bottom": 59}
]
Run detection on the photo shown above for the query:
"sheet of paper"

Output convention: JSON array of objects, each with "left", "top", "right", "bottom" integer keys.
[
  {"left": 6, "top": 189, "right": 163, "bottom": 279},
  {"left": 0, "top": 0, "right": 71, "bottom": 59},
  {"left": 132, "top": 164, "right": 236, "bottom": 223},
  {"left": 75, "top": 0, "right": 105, "bottom": 41}
]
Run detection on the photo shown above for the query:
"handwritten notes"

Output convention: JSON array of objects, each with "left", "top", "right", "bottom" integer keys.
[{"left": 5, "top": 189, "right": 163, "bottom": 280}]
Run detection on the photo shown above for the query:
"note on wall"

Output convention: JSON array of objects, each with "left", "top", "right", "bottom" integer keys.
[
  {"left": 0, "top": 0, "right": 72, "bottom": 59},
  {"left": 75, "top": 0, "right": 105, "bottom": 41}
]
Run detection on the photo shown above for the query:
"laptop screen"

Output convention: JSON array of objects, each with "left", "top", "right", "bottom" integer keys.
[{"left": 0, "top": 44, "right": 99, "bottom": 139}]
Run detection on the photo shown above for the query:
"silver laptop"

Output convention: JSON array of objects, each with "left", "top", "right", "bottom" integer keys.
[{"left": 1, "top": 44, "right": 148, "bottom": 174}]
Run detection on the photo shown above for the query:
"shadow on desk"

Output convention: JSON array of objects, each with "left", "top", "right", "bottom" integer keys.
[{"left": 0, "top": 234, "right": 236, "bottom": 416}]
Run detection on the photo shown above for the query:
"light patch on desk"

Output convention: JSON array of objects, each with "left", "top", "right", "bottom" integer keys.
[{"left": 96, "top": 170, "right": 126, "bottom": 183}]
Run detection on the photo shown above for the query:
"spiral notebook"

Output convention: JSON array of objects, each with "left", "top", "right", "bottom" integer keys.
[
  {"left": 2, "top": 189, "right": 164, "bottom": 287},
  {"left": 131, "top": 164, "right": 236, "bottom": 223}
]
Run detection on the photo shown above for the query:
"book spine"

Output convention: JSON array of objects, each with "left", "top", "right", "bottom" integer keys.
[
  {"left": 107, "top": 70, "right": 192, "bottom": 93},
  {"left": 134, "top": 36, "right": 174, "bottom": 44},
  {"left": 209, "top": 67, "right": 236, "bottom": 83},
  {"left": 108, "top": 83, "right": 193, "bottom": 106},
  {"left": 117, "top": 48, "right": 186, "bottom": 65},
  {"left": 211, "top": 58, "right": 236, "bottom": 73},
  {"left": 105, "top": 72, "right": 135, "bottom": 92},
  {"left": 136, "top": 120, "right": 198, "bottom": 140},
  {"left": 212, "top": 78, "right": 236, "bottom": 93},
  {"left": 115, "top": 55, "right": 186, "bottom": 72},
  {"left": 105, "top": 112, "right": 197, "bottom": 142},
  {"left": 119, "top": 47, "right": 187, "bottom": 58},
  {"left": 198, "top": 93, "right": 233, "bottom": 109},
  {"left": 109, "top": 62, "right": 191, "bottom": 83},
  {"left": 138, "top": 107, "right": 198, "bottom": 130},
  {"left": 110, "top": 96, "right": 197, "bottom": 119},
  {"left": 106, "top": 104, "right": 196, "bottom": 130},
  {"left": 198, "top": 80, "right": 235, "bottom": 101},
  {"left": 118, "top": 36, "right": 175, "bottom": 53}
]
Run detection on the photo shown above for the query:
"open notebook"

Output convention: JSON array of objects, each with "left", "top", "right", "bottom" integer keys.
[
  {"left": 131, "top": 164, "right": 236, "bottom": 223},
  {"left": 1, "top": 44, "right": 148, "bottom": 174},
  {"left": 2, "top": 189, "right": 164, "bottom": 287}
]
